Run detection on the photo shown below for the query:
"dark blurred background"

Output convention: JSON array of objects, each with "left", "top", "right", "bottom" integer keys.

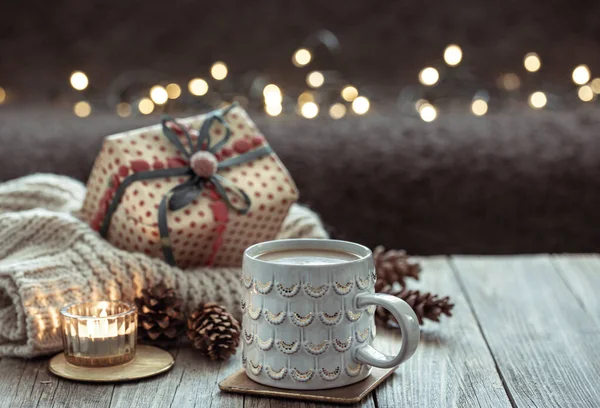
[
  {"left": 1, "top": 0, "right": 600, "bottom": 254},
  {"left": 3, "top": 1, "right": 600, "bottom": 96}
]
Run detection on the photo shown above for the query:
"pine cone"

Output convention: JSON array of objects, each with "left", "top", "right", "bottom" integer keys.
[
  {"left": 187, "top": 302, "right": 241, "bottom": 361},
  {"left": 134, "top": 281, "right": 185, "bottom": 346},
  {"left": 376, "top": 285, "right": 454, "bottom": 326},
  {"left": 373, "top": 246, "right": 421, "bottom": 291}
]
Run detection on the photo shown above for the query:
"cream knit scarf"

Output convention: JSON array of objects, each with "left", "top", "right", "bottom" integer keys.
[{"left": 0, "top": 174, "right": 328, "bottom": 358}]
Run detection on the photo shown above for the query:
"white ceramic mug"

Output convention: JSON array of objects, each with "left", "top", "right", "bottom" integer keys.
[{"left": 240, "top": 239, "right": 420, "bottom": 390}]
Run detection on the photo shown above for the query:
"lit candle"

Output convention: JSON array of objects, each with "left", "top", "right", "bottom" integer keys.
[{"left": 61, "top": 301, "right": 137, "bottom": 367}]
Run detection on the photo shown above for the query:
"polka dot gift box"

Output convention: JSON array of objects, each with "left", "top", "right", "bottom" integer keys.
[{"left": 81, "top": 103, "right": 299, "bottom": 268}]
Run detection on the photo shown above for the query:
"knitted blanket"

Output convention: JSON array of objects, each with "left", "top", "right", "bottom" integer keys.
[{"left": 0, "top": 174, "right": 328, "bottom": 358}]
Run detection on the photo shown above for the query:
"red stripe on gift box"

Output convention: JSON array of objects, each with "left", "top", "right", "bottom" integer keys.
[{"left": 206, "top": 200, "right": 229, "bottom": 266}]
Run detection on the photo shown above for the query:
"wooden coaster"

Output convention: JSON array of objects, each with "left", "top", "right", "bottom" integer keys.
[
  {"left": 49, "top": 345, "right": 174, "bottom": 383},
  {"left": 219, "top": 367, "right": 397, "bottom": 405}
]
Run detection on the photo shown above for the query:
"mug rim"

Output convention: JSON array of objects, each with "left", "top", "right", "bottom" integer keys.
[{"left": 244, "top": 238, "right": 371, "bottom": 267}]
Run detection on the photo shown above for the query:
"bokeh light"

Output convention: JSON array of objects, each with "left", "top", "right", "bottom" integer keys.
[
  {"left": 300, "top": 101, "right": 319, "bottom": 118},
  {"left": 70, "top": 71, "right": 89, "bottom": 91},
  {"left": 590, "top": 78, "right": 600, "bottom": 94},
  {"left": 341, "top": 86, "right": 359, "bottom": 102},
  {"left": 529, "top": 91, "right": 547, "bottom": 109},
  {"left": 211, "top": 61, "right": 228, "bottom": 80},
  {"left": 415, "top": 99, "right": 428, "bottom": 112},
  {"left": 498, "top": 73, "right": 521, "bottom": 91},
  {"left": 419, "top": 103, "right": 437, "bottom": 122},
  {"left": 524, "top": 53, "right": 541, "bottom": 72},
  {"left": 352, "top": 96, "right": 370, "bottom": 115},
  {"left": 471, "top": 99, "right": 488, "bottom": 116},
  {"left": 73, "top": 101, "right": 91, "bottom": 117},
  {"left": 419, "top": 67, "right": 439, "bottom": 86},
  {"left": 578, "top": 85, "right": 594, "bottom": 102},
  {"left": 443, "top": 45, "right": 463, "bottom": 66},
  {"left": 150, "top": 85, "right": 168, "bottom": 105},
  {"left": 306, "top": 71, "right": 325, "bottom": 88},
  {"left": 263, "top": 84, "right": 281, "bottom": 97},
  {"left": 572, "top": 65, "right": 591, "bottom": 85},
  {"left": 188, "top": 78, "right": 209, "bottom": 96},
  {"left": 116, "top": 102, "right": 132, "bottom": 117},
  {"left": 292, "top": 48, "right": 312, "bottom": 67},
  {"left": 0, "top": 87, "right": 5, "bottom": 104},
  {"left": 166, "top": 83, "right": 181, "bottom": 99},
  {"left": 138, "top": 98, "right": 155, "bottom": 115},
  {"left": 298, "top": 91, "right": 315, "bottom": 105},
  {"left": 265, "top": 103, "right": 282, "bottom": 116},
  {"left": 329, "top": 103, "right": 347, "bottom": 119},
  {"left": 263, "top": 84, "right": 282, "bottom": 105}
]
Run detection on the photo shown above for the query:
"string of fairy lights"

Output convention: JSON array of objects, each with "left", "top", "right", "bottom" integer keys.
[
  {"left": 60, "top": 42, "right": 374, "bottom": 120},
  {"left": 409, "top": 45, "right": 599, "bottom": 122},
  {"left": 0, "top": 34, "right": 599, "bottom": 122}
]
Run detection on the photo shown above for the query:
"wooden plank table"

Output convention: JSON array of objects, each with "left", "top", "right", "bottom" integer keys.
[{"left": 1, "top": 255, "right": 599, "bottom": 408}]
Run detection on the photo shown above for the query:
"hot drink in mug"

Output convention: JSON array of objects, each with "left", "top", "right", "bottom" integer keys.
[{"left": 240, "top": 239, "right": 420, "bottom": 390}]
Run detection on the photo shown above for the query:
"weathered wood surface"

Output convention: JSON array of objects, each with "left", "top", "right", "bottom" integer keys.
[
  {"left": 452, "top": 255, "right": 600, "bottom": 408},
  {"left": 552, "top": 254, "right": 600, "bottom": 318},
  {"left": 373, "top": 257, "right": 511, "bottom": 408},
  {"left": 0, "top": 255, "right": 599, "bottom": 407}
]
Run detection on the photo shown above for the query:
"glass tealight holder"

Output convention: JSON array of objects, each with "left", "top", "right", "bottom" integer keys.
[{"left": 60, "top": 301, "right": 137, "bottom": 367}]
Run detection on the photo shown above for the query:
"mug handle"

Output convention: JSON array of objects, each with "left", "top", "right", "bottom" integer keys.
[{"left": 353, "top": 292, "right": 420, "bottom": 368}]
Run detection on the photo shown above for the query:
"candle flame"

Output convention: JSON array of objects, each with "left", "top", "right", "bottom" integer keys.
[{"left": 83, "top": 303, "right": 110, "bottom": 338}]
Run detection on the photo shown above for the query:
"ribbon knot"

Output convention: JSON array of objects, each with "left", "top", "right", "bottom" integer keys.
[
  {"left": 99, "top": 103, "right": 273, "bottom": 266},
  {"left": 190, "top": 151, "right": 218, "bottom": 178}
]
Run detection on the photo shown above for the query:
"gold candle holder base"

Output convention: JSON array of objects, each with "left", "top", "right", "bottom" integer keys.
[
  {"left": 64, "top": 350, "right": 135, "bottom": 367},
  {"left": 49, "top": 345, "right": 174, "bottom": 383}
]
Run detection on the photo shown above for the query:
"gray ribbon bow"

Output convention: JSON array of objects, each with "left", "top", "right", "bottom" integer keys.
[{"left": 100, "top": 104, "right": 273, "bottom": 266}]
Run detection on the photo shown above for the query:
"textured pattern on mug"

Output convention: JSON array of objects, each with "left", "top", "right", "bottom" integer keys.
[{"left": 241, "top": 261, "right": 376, "bottom": 387}]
